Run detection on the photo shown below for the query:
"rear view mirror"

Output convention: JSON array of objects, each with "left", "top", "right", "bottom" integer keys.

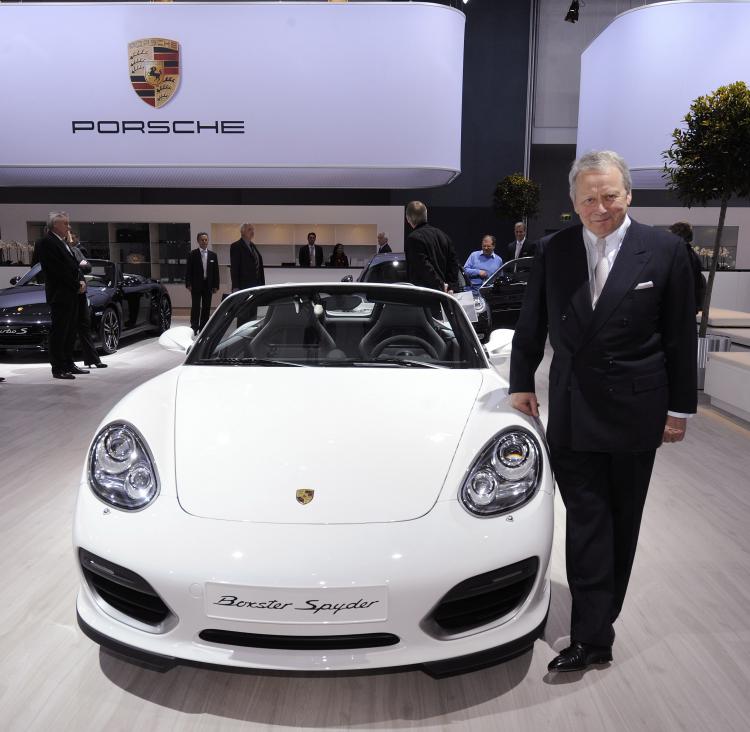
[
  {"left": 9, "top": 276, "right": 20, "bottom": 286},
  {"left": 159, "top": 325, "right": 194, "bottom": 354},
  {"left": 485, "top": 328, "right": 514, "bottom": 365}
]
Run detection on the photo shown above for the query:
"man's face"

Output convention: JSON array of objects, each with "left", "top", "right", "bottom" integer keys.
[
  {"left": 573, "top": 166, "right": 632, "bottom": 238},
  {"left": 52, "top": 217, "right": 70, "bottom": 238},
  {"left": 481, "top": 237, "right": 495, "bottom": 256},
  {"left": 377, "top": 233, "right": 385, "bottom": 247},
  {"left": 308, "top": 233, "right": 316, "bottom": 245},
  {"left": 197, "top": 235, "right": 209, "bottom": 250},
  {"left": 242, "top": 226, "right": 254, "bottom": 241},
  {"left": 514, "top": 224, "right": 525, "bottom": 242}
]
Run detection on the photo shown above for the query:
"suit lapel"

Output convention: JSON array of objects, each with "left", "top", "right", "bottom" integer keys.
[{"left": 581, "top": 222, "right": 651, "bottom": 345}]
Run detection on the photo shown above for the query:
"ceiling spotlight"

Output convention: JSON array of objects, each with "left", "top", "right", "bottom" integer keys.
[{"left": 565, "top": 1, "right": 580, "bottom": 24}]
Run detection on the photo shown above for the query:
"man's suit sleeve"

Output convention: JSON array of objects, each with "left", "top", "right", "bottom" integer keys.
[
  {"left": 660, "top": 240, "right": 698, "bottom": 414},
  {"left": 229, "top": 242, "right": 240, "bottom": 291},
  {"left": 257, "top": 248, "right": 265, "bottom": 286},
  {"left": 444, "top": 235, "right": 460, "bottom": 291},
  {"left": 509, "top": 244, "right": 549, "bottom": 394}
]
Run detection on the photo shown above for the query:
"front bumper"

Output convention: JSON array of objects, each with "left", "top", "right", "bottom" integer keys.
[{"left": 74, "top": 491, "right": 552, "bottom": 675}]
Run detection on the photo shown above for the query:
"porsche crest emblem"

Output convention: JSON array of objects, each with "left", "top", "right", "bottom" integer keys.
[
  {"left": 296, "top": 489, "right": 315, "bottom": 505},
  {"left": 128, "top": 38, "right": 180, "bottom": 108}
]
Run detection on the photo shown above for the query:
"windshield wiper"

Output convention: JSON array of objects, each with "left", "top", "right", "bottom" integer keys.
[
  {"left": 318, "top": 358, "right": 445, "bottom": 369},
  {"left": 196, "top": 357, "right": 306, "bottom": 367}
]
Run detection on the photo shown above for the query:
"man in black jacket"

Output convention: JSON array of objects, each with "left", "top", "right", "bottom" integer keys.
[
  {"left": 36, "top": 212, "right": 88, "bottom": 379},
  {"left": 229, "top": 224, "right": 265, "bottom": 292},
  {"left": 298, "top": 232, "right": 324, "bottom": 268},
  {"left": 404, "top": 201, "right": 460, "bottom": 292},
  {"left": 185, "top": 232, "right": 220, "bottom": 334},
  {"left": 502, "top": 222, "right": 537, "bottom": 262},
  {"left": 510, "top": 151, "right": 697, "bottom": 674}
]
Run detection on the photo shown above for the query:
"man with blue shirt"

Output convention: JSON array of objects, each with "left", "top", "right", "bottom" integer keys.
[{"left": 463, "top": 234, "right": 503, "bottom": 291}]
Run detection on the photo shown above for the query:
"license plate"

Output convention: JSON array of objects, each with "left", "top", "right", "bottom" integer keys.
[{"left": 204, "top": 583, "right": 388, "bottom": 624}]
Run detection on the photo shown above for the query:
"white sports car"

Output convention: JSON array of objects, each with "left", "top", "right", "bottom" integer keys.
[{"left": 74, "top": 283, "right": 553, "bottom": 677}]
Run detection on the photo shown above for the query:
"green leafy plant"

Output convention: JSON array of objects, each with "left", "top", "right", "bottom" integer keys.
[
  {"left": 663, "top": 81, "right": 750, "bottom": 338},
  {"left": 492, "top": 173, "right": 540, "bottom": 224}
]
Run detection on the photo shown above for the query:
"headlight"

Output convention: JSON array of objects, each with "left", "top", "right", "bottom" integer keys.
[
  {"left": 88, "top": 423, "right": 159, "bottom": 510},
  {"left": 473, "top": 294, "right": 487, "bottom": 314},
  {"left": 460, "top": 428, "right": 541, "bottom": 516}
]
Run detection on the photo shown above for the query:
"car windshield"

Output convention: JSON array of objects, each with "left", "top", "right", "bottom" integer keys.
[
  {"left": 188, "top": 285, "right": 486, "bottom": 369},
  {"left": 362, "top": 258, "right": 470, "bottom": 290},
  {"left": 15, "top": 260, "right": 115, "bottom": 288},
  {"left": 484, "top": 257, "right": 534, "bottom": 287}
]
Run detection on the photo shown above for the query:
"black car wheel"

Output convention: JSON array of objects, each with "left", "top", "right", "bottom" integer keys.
[
  {"left": 99, "top": 307, "right": 120, "bottom": 354},
  {"left": 157, "top": 297, "right": 172, "bottom": 333}
]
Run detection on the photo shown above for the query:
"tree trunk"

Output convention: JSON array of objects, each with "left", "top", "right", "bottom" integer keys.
[{"left": 698, "top": 197, "right": 728, "bottom": 339}]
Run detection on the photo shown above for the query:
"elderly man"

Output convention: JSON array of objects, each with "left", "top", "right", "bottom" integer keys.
[
  {"left": 464, "top": 234, "right": 503, "bottom": 292},
  {"left": 36, "top": 212, "right": 88, "bottom": 379},
  {"left": 376, "top": 232, "right": 392, "bottom": 255},
  {"left": 509, "top": 150, "right": 696, "bottom": 673},
  {"left": 404, "top": 201, "right": 460, "bottom": 292},
  {"left": 229, "top": 223, "right": 265, "bottom": 292}
]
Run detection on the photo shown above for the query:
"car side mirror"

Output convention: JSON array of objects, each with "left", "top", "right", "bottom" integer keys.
[
  {"left": 485, "top": 328, "right": 514, "bottom": 365},
  {"left": 9, "top": 276, "right": 20, "bottom": 286},
  {"left": 340, "top": 275, "right": 353, "bottom": 283},
  {"left": 159, "top": 325, "right": 194, "bottom": 353}
]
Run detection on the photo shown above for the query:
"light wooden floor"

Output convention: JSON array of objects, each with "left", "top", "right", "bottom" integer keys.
[{"left": 1, "top": 328, "right": 749, "bottom": 732}]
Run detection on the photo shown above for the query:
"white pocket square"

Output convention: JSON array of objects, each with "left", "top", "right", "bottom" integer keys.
[{"left": 634, "top": 281, "right": 654, "bottom": 290}]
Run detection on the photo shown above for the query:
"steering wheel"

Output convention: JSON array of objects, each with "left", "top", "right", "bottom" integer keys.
[{"left": 370, "top": 335, "right": 439, "bottom": 360}]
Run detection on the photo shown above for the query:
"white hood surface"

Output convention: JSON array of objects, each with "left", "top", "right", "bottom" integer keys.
[{"left": 174, "top": 367, "right": 484, "bottom": 524}]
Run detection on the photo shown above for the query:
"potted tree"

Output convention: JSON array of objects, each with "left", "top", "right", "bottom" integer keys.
[
  {"left": 492, "top": 173, "right": 540, "bottom": 227},
  {"left": 662, "top": 81, "right": 750, "bottom": 385}
]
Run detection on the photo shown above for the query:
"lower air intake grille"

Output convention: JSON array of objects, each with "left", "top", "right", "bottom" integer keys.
[
  {"left": 429, "top": 557, "right": 539, "bottom": 635},
  {"left": 199, "top": 630, "right": 400, "bottom": 651},
  {"left": 79, "top": 548, "right": 171, "bottom": 626}
]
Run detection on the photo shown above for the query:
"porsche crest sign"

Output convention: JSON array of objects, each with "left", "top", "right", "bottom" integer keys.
[{"left": 128, "top": 38, "right": 180, "bottom": 108}]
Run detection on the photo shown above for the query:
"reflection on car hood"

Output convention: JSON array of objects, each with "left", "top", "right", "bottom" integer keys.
[
  {"left": 0, "top": 285, "right": 47, "bottom": 311},
  {"left": 174, "top": 367, "right": 484, "bottom": 524}
]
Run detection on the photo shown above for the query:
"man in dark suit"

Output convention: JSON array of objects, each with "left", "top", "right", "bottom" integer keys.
[
  {"left": 502, "top": 222, "right": 537, "bottom": 262},
  {"left": 376, "top": 232, "right": 392, "bottom": 255},
  {"left": 185, "top": 232, "right": 220, "bottom": 334},
  {"left": 509, "top": 151, "right": 697, "bottom": 673},
  {"left": 298, "top": 232, "right": 324, "bottom": 268},
  {"left": 404, "top": 201, "right": 460, "bottom": 292},
  {"left": 36, "top": 212, "right": 88, "bottom": 379},
  {"left": 229, "top": 224, "right": 265, "bottom": 292}
]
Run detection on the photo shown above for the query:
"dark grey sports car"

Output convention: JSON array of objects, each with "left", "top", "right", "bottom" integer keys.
[
  {"left": 479, "top": 257, "right": 534, "bottom": 328},
  {"left": 0, "top": 259, "right": 171, "bottom": 354}
]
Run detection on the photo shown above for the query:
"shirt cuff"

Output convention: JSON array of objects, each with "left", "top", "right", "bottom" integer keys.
[{"left": 667, "top": 411, "right": 694, "bottom": 419}]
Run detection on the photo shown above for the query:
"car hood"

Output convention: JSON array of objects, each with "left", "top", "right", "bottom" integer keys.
[
  {"left": 0, "top": 285, "right": 46, "bottom": 309},
  {"left": 174, "top": 367, "right": 483, "bottom": 524}
]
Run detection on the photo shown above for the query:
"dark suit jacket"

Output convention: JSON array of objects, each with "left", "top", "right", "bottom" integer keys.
[
  {"left": 502, "top": 239, "right": 537, "bottom": 263},
  {"left": 35, "top": 233, "right": 83, "bottom": 304},
  {"left": 185, "top": 248, "right": 220, "bottom": 290},
  {"left": 376, "top": 243, "right": 392, "bottom": 254},
  {"left": 405, "top": 223, "right": 460, "bottom": 291},
  {"left": 298, "top": 244, "right": 324, "bottom": 268},
  {"left": 230, "top": 239, "right": 265, "bottom": 291},
  {"left": 510, "top": 221, "right": 697, "bottom": 452}
]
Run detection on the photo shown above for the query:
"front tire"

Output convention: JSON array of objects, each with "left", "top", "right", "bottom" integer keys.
[{"left": 99, "top": 307, "right": 121, "bottom": 354}]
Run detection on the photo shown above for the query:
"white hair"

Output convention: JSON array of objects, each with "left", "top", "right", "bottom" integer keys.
[
  {"left": 569, "top": 150, "right": 632, "bottom": 201},
  {"left": 47, "top": 211, "right": 69, "bottom": 229}
]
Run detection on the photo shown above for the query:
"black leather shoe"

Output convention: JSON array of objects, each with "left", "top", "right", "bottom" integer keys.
[
  {"left": 67, "top": 365, "right": 90, "bottom": 374},
  {"left": 86, "top": 362, "right": 107, "bottom": 368},
  {"left": 52, "top": 371, "right": 75, "bottom": 380},
  {"left": 547, "top": 641, "right": 612, "bottom": 672}
]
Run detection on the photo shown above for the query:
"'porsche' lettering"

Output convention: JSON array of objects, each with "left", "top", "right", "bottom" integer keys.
[{"left": 72, "top": 120, "right": 245, "bottom": 134}]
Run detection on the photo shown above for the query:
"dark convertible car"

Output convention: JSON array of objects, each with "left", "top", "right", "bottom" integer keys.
[
  {"left": 0, "top": 259, "right": 171, "bottom": 354},
  {"left": 479, "top": 256, "right": 534, "bottom": 328}
]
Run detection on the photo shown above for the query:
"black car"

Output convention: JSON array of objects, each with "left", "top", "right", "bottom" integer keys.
[
  {"left": 350, "top": 253, "right": 493, "bottom": 342},
  {"left": 0, "top": 259, "right": 172, "bottom": 354},
  {"left": 479, "top": 256, "right": 534, "bottom": 328}
]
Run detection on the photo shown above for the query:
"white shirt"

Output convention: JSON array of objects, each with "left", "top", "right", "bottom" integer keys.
[
  {"left": 200, "top": 247, "right": 208, "bottom": 277},
  {"left": 514, "top": 238, "right": 526, "bottom": 260}
]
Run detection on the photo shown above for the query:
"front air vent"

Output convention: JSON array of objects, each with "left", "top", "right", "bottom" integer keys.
[
  {"left": 199, "top": 630, "right": 400, "bottom": 651},
  {"left": 79, "top": 548, "right": 171, "bottom": 626},
  {"left": 428, "top": 557, "right": 539, "bottom": 635}
]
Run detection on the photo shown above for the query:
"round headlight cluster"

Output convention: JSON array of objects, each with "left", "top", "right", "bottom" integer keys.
[
  {"left": 89, "top": 423, "right": 159, "bottom": 510},
  {"left": 473, "top": 294, "right": 487, "bottom": 314},
  {"left": 461, "top": 429, "right": 541, "bottom": 516}
]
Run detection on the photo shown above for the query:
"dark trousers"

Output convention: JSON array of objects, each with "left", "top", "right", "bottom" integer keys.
[
  {"left": 190, "top": 281, "right": 213, "bottom": 331},
  {"left": 76, "top": 294, "right": 100, "bottom": 365},
  {"left": 550, "top": 445, "right": 656, "bottom": 648},
  {"left": 48, "top": 298, "right": 79, "bottom": 372}
]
